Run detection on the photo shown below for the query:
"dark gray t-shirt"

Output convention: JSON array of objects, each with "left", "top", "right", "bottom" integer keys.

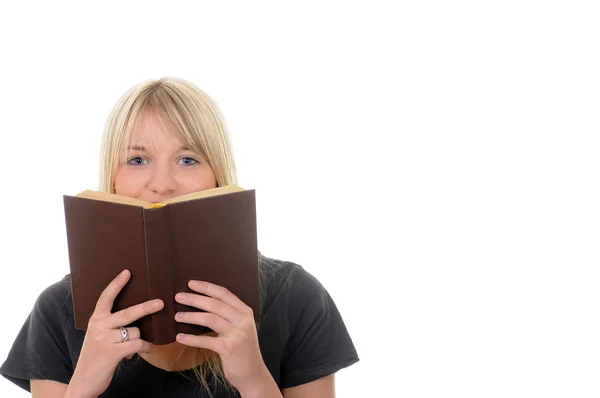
[{"left": 0, "top": 256, "right": 358, "bottom": 397}]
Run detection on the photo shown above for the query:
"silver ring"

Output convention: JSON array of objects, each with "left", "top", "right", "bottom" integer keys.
[{"left": 119, "top": 326, "right": 129, "bottom": 343}]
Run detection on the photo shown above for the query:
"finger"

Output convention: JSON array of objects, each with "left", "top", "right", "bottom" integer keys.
[
  {"left": 187, "top": 281, "right": 250, "bottom": 314},
  {"left": 106, "top": 299, "right": 164, "bottom": 329},
  {"left": 175, "top": 293, "right": 242, "bottom": 324},
  {"left": 94, "top": 269, "right": 131, "bottom": 315},
  {"left": 118, "top": 339, "right": 152, "bottom": 360},
  {"left": 175, "top": 312, "right": 232, "bottom": 335},
  {"left": 176, "top": 333, "right": 221, "bottom": 354},
  {"left": 110, "top": 327, "right": 141, "bottom": 344}
]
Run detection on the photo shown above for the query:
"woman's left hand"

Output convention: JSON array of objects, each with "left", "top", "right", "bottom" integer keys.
[{"left": 174, "top": 280, "right": 271, "bottom": 394}]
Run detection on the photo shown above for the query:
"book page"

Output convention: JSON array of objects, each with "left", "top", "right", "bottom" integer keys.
[
  {"left": 75, "top": 190, "right": 151, "bottom": 207},
  {"left": 73, "top": 185, "right": 245, "bottom": 207},
  {"left": 160, "top": 185, "right": 245, "bottom": 205}
]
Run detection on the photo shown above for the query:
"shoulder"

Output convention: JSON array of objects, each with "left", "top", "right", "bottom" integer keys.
[
  {"left": 40, "top": 274, "right": 72, "bottom": 298},
  {"left": 35, "top": 274, "right": 72, "bottom": 309},
  {"left": 32, "top": 274, "right": 74, "bottom": 325},
  {"left": 0, "top": 275, "right": 80, "bottom": 391},
  {"left": 260, "top": 255, "right": 324, "bottom": 289},
  {"left": 258, "top": 253, "right": 341, "bottom": 329},
  {"left": 259, "top": 255, "right": 327, "bottom": 309},
  {"left": 257, "top": 254, "right": 359, "bottom": 388}
]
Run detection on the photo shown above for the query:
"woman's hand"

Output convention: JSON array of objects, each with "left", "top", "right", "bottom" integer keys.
[
  {"left": 174, "top": 281, "right": 272, "bottom": 395},
  {"left": 66, "top": 269, "right": 164, "bottom": 398}
]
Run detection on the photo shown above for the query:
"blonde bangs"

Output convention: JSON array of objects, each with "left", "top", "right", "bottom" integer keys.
[{"left": 146, "top": 86, "right": 211, "bottom": 162}]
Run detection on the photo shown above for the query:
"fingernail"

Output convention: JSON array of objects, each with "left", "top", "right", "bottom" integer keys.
[
  {"left": 176, "top": 333, "right": 187, "bottom": 342},
  {"left": 175, "top": 293, "right": 185, "bottom": 302},
  {"left": 190, "top": 280, "right": 205, "bottom": 289},
  {"left": 175, "top": 312, "right": 182, "bottom": 321},
  {"left": 153, "top": 299, "right": 163, "bottom": 308}
]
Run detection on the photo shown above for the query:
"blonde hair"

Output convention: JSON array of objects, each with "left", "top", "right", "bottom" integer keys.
[
  {"left": 99, "top": 77, "right": 237, "bottom": 193},
  {"left": 99, "top": 77, "right": 238, "bottom": 392}
]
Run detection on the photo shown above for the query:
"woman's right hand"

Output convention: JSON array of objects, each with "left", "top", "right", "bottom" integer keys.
[{"left": 65, "top": 269, "right": 164, "bottom": 398}]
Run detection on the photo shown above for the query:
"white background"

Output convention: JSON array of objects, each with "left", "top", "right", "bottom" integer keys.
[{"left": 0, "top": 1, "right": 599, "bottom": 397}]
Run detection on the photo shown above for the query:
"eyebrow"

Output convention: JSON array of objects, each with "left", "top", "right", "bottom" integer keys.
[
  {"left": 127, "top": 145, "right": 146, "bottom": 151},
  {"left": 127, "top": 145, "right": 192, "bottom": 152}
]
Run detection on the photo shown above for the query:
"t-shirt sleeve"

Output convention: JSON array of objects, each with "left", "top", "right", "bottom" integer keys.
[
  {"left": 0, "top": 279, "right": 74, "bottom": 391},
  {"left": 280, "top": 267, "right": 359, "bottom": 389}
]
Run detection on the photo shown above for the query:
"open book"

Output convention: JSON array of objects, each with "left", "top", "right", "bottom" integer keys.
[{"left": 63, "top": 185, "right": 259, "bottom": 345}]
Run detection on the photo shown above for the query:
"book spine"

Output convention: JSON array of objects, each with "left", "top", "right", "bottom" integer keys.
[{"left": 142, "top": 206, "right": 176, "bottom": 345}]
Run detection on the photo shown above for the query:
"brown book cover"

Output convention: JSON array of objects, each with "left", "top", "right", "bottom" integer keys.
[{"left": 63, "top": 185, "right": 259, "bottom": 345}]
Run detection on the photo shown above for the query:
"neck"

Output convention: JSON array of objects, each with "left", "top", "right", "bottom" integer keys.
[{"left": 139, "top": 342, "right": 203, "bottom": 371}]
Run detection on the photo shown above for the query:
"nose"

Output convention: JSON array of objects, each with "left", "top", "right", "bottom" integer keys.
[{"left": 147, "top": 164, "right": 177, "bottom": 196}]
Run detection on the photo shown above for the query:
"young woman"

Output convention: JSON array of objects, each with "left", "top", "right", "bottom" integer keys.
[{"left": 0, "top": 77, "right": 358, "bottom": 397}]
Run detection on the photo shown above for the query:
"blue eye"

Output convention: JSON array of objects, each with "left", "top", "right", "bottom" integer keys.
[
  {"left": 178, "top": 157, "right": 198, "bottom": 166},
  {"left": 127, "top": 156, "right": 148, "bottom": 165}
]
